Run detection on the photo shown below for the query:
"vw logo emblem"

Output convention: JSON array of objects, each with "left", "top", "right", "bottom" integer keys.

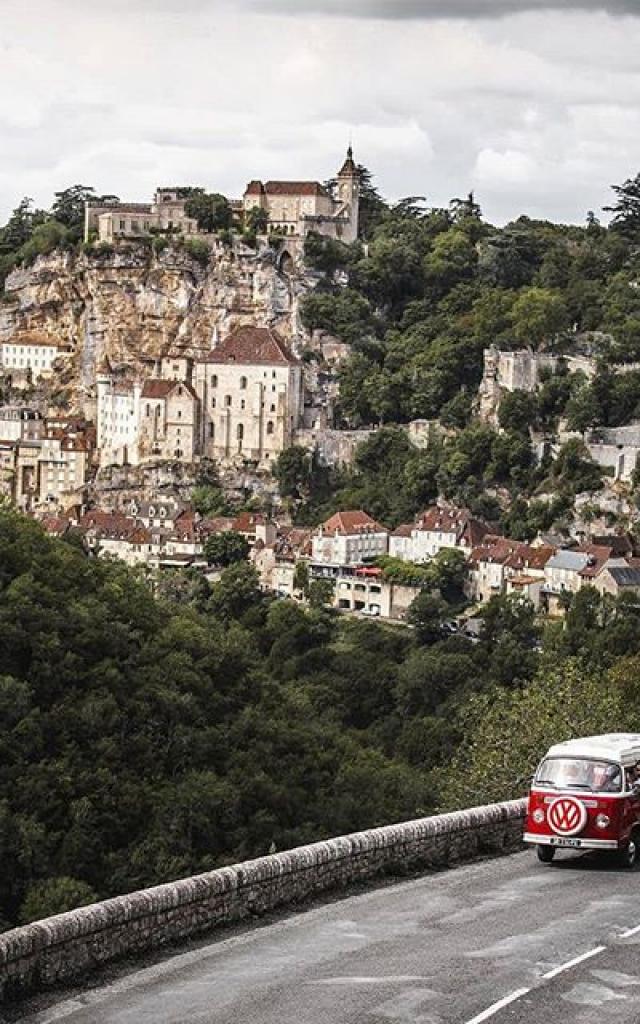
[{"left": 548, "top": 797, "right": 587, "bottom": 836}]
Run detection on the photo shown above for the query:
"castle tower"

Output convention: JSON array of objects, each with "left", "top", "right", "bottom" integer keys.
[{"left": 336, "top": 146, "right": 360, "bottom": 243}]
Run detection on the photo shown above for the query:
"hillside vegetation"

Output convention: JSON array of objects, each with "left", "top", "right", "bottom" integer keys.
[{"left": 1, "top": 509, "right": 638, "bottom": 929}]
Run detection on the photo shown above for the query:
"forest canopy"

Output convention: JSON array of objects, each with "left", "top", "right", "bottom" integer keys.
[{"left": 1, "top": 509, "right": 638, "bottom": 930}]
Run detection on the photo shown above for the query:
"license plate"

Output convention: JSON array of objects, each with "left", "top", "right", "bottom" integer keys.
[{"left": 550, "top": 837, "right": 581, "bottom": 848}]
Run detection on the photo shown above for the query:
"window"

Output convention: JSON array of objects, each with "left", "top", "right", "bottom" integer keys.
[
  {"left": 211, "top": 375, "right": 218, "bottom": 387},
  {"left": 270, "top": 404, "right": 276, "bottom": 412},
  {"left": 211, "top": 397, "right": 216, "bottom": 408},
  {"left": 177, "top": 410, "right": 182, "bottom": 419},
  {"left": 240, "top": 376, "right": 247, "bottom": 390},
  {"left": 146, "top": 404, "right": 150, "bottom": 417},
  {"left": 209, "top": 423, "right": 215, "bottom": 439},
  {"left": 225, "top": 395, "right": 232, "bottom": 407},
  {"left": 266, "top": 421, "right": 274, "bottom": 435},
  {"left": 240, "top": 400, "right": 246, "bottom": 410},
  {"left": 272, "top": 371, "right": 276, "bottom": 378}
]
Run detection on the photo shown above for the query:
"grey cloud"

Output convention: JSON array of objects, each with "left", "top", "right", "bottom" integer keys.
[{"left": 246, "top": 0, "right": 639, "bottom": 18}]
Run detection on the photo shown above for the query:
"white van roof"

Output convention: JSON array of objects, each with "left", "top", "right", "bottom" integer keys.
[{"left": 546, "top": 733, "right": 640, "bottom": 766}]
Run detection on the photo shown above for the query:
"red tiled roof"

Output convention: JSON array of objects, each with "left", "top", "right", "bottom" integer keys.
[
  {"left": 417, "top": 506, "right": 490, "bottom": 547},
  {"left": 4, "top": 332, "right": 69, "bottom": 349},
  {"left": 264, "top": 181, "right": 328, "bottom": 197},
  {"left": 576, "top": 544, "right": 615, "bottom": 579},
  {"left": 78, "top": 511, "right": 133, "bottom": 533},
  {"left": 232, "top": 512, "right": 269, "bottom": 533},
  {"left": 206, "top": 325, "right": 299, "bottom": 366},
  {"left": 141, "top": 379, "right": 198, "bottom": 400},
  {"left": 245, "top": 180, "right": 265, "bottom": 196},
  {"left": 197, "top": 516, "right": 235, "bottom": 536},
  {"left": 392, "top": 523, "right": 413, "bottom": 537},
  {"left": 320, "top": 510, "right": 386, "bottom": 536},
  {"left": 40, "top": 515, "right": 70, "bottom": 536}
]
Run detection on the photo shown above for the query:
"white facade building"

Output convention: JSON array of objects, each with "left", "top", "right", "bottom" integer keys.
[
  {"left": 311, "top": 510, "right": 389, "bottom": 566},
  {"left": 389, "top": 507, "right": 489, "bottom": 564},
  {"left": 96, "top": 372, "right": 141, "bottom": 466},
  {"left": 1, "top": 337, "right": 71, "bottom": 381}
]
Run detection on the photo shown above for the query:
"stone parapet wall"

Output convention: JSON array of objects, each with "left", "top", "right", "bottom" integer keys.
[{"left": 0, "top": 798, "right": 526, "bottom": 1002}]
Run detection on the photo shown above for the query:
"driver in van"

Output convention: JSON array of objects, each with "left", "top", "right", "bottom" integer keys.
[
  {"left": 626, "top": 763, "right": 640, "bottom": 790},
  {"left": 599, "top": 763, "right": 622, "bottom": 791}
]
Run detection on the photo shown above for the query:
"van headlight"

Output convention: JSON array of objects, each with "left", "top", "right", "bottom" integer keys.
[
  {"left": 532, "top": 808, "right": 545, "bottom": 824},
  {"left": 595, "top": 813, "right": 610, "bottom": 829}
]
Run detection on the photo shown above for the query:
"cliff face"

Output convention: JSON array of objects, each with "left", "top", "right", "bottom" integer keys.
[{"left": 0, "top": 240, "right": 307, "bottom": 408}]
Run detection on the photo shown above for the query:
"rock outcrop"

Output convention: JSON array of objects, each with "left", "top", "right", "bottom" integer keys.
[{"left": 0, "top": 239, "right": 308, "bottom": 416}]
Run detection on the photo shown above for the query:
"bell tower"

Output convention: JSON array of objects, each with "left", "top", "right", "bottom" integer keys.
[{"left": 336, "top": 145, "right": 360, "bottom": 243}]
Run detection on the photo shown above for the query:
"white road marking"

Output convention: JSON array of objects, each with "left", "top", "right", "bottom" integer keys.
[
  {"left": 620, "top": 923, "right": 640, "bottom": 938},
  {"left": 467, "top": 944, "right": 612, "bottom": 1024},
  {"left": 464, "top": 987, "right": 531, "bottom": 1024},
  {"left": 542, "top": 945, "right": 606, "bottom": 980}
]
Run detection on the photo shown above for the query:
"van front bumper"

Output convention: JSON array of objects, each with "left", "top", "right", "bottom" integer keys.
[{"left": 523, "top": 832, "right": 618, "bottom": 850}]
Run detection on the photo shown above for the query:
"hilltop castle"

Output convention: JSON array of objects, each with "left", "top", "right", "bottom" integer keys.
[{"left": 84, "top": 149, "right": 360, "bottom": 244}]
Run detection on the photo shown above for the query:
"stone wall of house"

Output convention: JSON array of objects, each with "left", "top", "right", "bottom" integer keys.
[{"left": 0, "top": 798, "right": 526, "bottom": 1002}]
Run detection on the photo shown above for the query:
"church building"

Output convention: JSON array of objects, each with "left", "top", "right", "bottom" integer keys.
[{"left": 193, "top": 325, "right": 303, "bottom": 467}]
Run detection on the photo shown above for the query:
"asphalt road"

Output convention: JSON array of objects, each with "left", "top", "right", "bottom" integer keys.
[{"left": 13, "top": 848, "right": 640, "bottom": 1024}]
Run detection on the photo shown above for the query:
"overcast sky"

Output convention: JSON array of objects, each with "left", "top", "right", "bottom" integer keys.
[{"left": 1, "top": 0, "right": 639, "bottom": 226}]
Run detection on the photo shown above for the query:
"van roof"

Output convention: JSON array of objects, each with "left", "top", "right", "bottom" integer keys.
[{"left": 546, "top": 733, "right": 640, "bottom": 765}]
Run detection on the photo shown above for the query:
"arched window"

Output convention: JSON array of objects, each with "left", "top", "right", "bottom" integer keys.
[
  {"left": 266, "top": 421, "right": 274, "bottom": 435},
  {"left": 146, "top": 404, "right": 150, "bottom": 417},
  {"left": 237, "top": 423, "right": 244, "bottom": 439},
  {"left": 225, "top": 395, "right": 232, "bottom": 407},
  {"left": 240, "top": 376, "right": 247, "bottom": 390},
  {"left": 211, "top": 375, "right": 218, "bottom": 387}
]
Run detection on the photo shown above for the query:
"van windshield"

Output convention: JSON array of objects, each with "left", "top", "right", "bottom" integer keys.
[{"left": 535, "top": 757, "right": 622, "bottom": 793}]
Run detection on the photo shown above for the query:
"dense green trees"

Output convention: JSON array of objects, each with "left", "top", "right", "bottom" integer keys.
[
  {"left": 185, "top": 191, "right": 232, "bottom": 232},
  {"left": 2, "top": 510, "right": 640, "bottom": 929},
  {"left": 203, "top": 530, "right": 250, "bottom": 566},
  {"left": 297, "top": 171, "right": 640, "bottom": 435}
]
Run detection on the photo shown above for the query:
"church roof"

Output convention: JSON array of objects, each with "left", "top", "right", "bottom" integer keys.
[
  {"left": 141, "top": 379, "right": 198, "bottom": 400},
  {"left": 206, "top": 326, "right": 299, "bottom": 366}
]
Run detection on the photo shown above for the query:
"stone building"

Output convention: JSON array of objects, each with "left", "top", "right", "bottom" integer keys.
[
  {"left": 0, "top": 406, "right": 43, "bottom": 442},
  {"left": 0, "top": 334, "right": 72, "bottom": 383},
  {"left": 138, "top": 379, "right": 200, "bottom": 462},
  {"left": 96, "top": 369, "right": 142, "bottom": 466},
  {"left": 8, "top": 419, "right": 94, "bottom": 511},
  {"left": 242, "top": 148, "right": 360, "bottom": 242},
  {"left": 193, "top": 325, "right": 303, "bottom": 466},
  {"left": 84, "top": 188, "right": 198, "bottom": 244},
  {"left": 478, "top": 346, "right": 598, "bottom": 423}
]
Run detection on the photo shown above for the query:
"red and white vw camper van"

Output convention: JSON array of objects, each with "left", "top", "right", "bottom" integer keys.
[{"left": 524, "top": 733, "right": 640, "bottom": 867}]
